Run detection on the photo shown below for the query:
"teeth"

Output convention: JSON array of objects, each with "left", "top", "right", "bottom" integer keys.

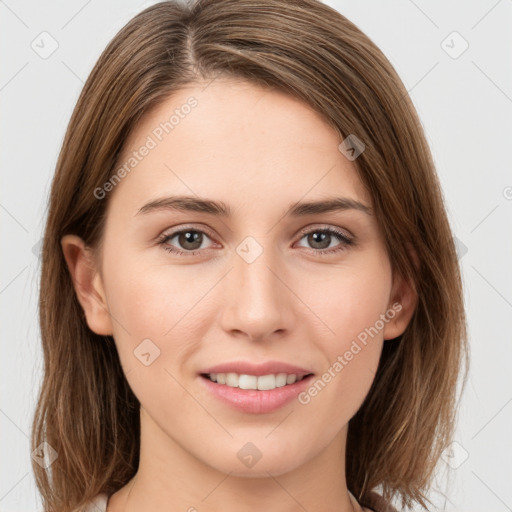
[
  {"left": 275, "top": 373, "right": 287, "bottom": 388},
  {"left": 286, "top": 374, "right": 297, "bottom": 385},
  {"left": 206, "top": 372, "right": 308, "bottom": 390}
]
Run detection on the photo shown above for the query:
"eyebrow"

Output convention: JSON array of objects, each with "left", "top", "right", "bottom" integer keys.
[{"left": 136, "top": 195, "right": 372, "bottom": 217}]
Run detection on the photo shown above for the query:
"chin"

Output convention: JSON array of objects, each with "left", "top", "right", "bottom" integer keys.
[{"left": 203, "top": 444, "right": 308, "bottom": 478}]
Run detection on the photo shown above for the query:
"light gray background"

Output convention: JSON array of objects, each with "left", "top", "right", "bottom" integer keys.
[{"left": 1, "top": 1, "right": 511, "bottom": 511}]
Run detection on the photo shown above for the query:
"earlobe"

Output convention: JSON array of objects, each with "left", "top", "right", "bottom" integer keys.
[
  {"left": 61, "top": 234, "right": 113, "bottom": 336},
  {"left": 383, "top": 270, "right": 418, "bottom": 341}
]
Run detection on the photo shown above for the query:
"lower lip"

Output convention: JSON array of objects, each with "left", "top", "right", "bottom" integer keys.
[{"left": 199, "top": 374, "right": 314, "bottom": 414}]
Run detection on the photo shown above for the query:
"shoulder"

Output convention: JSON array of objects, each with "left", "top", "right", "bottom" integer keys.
[{"left": 81, "top": 492, "right": 109, "bottom": 512}]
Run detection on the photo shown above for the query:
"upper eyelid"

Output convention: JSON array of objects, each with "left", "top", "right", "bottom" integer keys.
[
  {"left": 296, "top": 224, "right": 353, "bottom": 239},
  {"left": 159, "top": 224, "right": 217, "bottom": 243}
]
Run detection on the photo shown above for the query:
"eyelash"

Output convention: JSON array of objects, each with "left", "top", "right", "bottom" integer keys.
[{"left": 156, "top": 225, "right": 354, "bottom": 257}]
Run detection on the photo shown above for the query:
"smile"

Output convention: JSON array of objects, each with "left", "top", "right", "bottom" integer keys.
[
  {"left": 203, "top": 372, "right": 310, "bottom": 390},
  {"left": 199, "top": 372, "right": 315, "bottom": 414}
]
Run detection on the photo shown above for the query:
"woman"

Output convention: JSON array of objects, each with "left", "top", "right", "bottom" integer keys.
[{"left": 31, "top": 1, "right": 468, "bottom": 511}]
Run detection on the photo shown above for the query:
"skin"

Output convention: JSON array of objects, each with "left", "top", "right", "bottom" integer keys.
[{"left": 62, "top": 78, "right": 416, "bottom": 512}]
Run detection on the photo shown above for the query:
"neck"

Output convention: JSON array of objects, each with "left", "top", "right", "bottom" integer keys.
[{"left": 108, "top": 407, "right": 357, "bottom": 512}]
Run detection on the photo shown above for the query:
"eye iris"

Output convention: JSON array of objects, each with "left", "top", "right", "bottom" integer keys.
[
  {"left": 308, "top": 231, "right": 331, "bottom": 249},
  {"left": 179, "top": 231, "right": 202, "bottom": 250}
]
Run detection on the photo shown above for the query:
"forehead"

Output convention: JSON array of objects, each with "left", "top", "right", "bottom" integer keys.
[{"left": 108, "top": 78, "right": 370, "bottom": 215}]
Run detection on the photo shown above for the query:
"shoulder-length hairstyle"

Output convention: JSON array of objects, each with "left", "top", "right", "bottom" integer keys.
[{"left": 32, "top": 0, "right": 468, "bottom": 510}]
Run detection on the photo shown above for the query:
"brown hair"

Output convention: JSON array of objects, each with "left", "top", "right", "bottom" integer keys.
[{"left": 32, "top": 0, "right": 468, "bottom": 510}]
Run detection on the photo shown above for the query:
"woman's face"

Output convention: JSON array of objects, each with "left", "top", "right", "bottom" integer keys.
[{"left": 66, "top": 78, "right": 412, "bottom": 478}]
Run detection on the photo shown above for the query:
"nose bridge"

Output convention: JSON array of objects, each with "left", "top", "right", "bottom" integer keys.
[{"left": 222, "top": 236, "right": 291, "bottom": 340}]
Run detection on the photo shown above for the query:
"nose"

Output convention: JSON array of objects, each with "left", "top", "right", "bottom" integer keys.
[{"left": 219, "top": 240, "right": 295, "bottom": 342}]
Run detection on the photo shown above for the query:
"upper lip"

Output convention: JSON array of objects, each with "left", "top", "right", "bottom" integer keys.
[{"left": 200, "top": 361, "right": 314, "bottom": 378}]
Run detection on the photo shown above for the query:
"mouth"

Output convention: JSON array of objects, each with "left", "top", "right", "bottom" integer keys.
[
  {"left": 200, "top": 372, "right": 314, "bottom": 391},
  {"left": 198, "top": 365, "right": 315, "bottom": 414}
]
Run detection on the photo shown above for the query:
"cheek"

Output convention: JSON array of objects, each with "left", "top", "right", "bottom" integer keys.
[
  {"left": 102, "top": 257, "right": 218, "bottom": 418},
  {"left": 295, "top": 254, "right": 392, "bottom": 345},
  {"left": 102, "top": 250, "right": 219, "bottom": 377},
  {"left": 294, "top": 255, "right": 391, "bottom": 415},
  {"left": 105, "top": 245, "right": 218, "bottom": 328}
]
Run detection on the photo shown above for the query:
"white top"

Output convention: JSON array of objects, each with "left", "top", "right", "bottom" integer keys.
[{"left": 83, "top": 492, "right": 109, "bottom": 511}]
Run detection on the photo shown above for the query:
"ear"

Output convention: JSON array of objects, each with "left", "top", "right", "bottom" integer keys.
[
  {"left": 383, "top": 268, "right": 418, "bottom": 341},
  {"left": 61, "top": 234, "right": 113, "bottom": 336}
]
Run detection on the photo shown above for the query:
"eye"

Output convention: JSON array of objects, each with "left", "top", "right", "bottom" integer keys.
[
  {"left": 157, "top": 227, "right": 216, "bottom": 256},
  {"left": 157, "top": 225, "right": 354, "bottom": 257},
  {"left": 295, "top": 226, "right": 353, "bottom": 255}
]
